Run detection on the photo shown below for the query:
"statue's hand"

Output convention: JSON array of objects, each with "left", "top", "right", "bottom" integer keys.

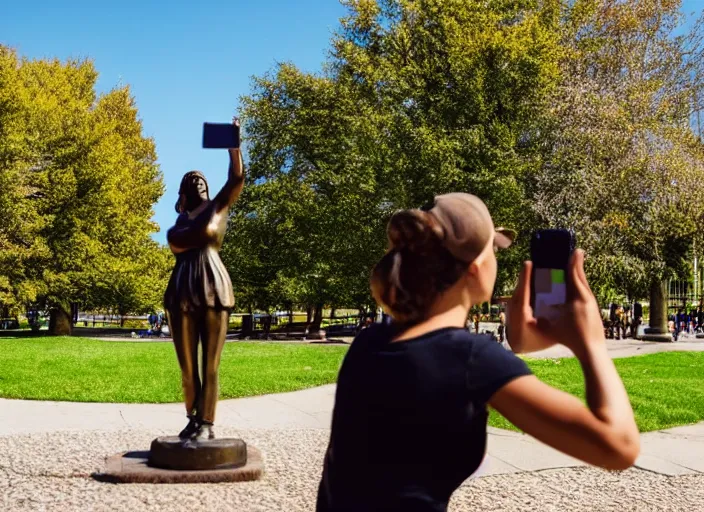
[{"left": 230, "top": 116, "right": 241, "bottom": 151}]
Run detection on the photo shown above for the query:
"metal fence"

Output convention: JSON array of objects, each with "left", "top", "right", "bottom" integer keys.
[{"left": 667, "top": 279, "right": 702, "bottom": 312}]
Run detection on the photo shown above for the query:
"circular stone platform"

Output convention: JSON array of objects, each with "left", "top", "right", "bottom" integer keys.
[
  {"left": 641, "top": 334, "right": 674, "bottom": 342},
  {"left": 149, "top": 436, "right": 247, "bottom": 471},
  {"left": 96, "top": 443, "right": 263, "bottom": 484}
]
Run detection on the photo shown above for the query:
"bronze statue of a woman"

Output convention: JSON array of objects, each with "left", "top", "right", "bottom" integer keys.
[{"left": 164, "top": 118, "right": 243, "bottom": 441}]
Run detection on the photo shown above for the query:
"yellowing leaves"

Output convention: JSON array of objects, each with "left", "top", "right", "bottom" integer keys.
[{"left": 0, "top": 45, "right": 165, "bottom": 320}]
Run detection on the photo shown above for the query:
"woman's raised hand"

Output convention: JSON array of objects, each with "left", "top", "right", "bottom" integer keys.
[{"left": 506, "top": 250, "right": 605, "bottom": 357}]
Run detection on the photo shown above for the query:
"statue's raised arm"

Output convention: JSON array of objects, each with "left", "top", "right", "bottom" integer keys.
[
  {"left": 166, "top": 118, "right": 244, "bottom": 254},
  {"left": 213, "top": 117, "right": 244, "bottom": 214}
]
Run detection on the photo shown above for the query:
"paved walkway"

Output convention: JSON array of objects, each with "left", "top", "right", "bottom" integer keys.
[
  {"left": 1, "top": 382, "right": 703, "bottom": 478},
  {"left": 522, "top": 337, "right": 704, "bottom": 359}
]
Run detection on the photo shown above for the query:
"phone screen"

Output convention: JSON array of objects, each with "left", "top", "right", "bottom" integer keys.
[
  {"left": 531, "top": 230, "right": 574, "bottom": 320},
  {"left": 533, "top": 268, "right": 567, "bottom": 320}
]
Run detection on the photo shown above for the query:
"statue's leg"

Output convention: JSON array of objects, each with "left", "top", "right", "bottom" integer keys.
[
  {"left": 198, "top": 308, "right": 229, "bottom": 425},
  {"left": 168, "top": 309, "right": 202, "bottom": 417}
]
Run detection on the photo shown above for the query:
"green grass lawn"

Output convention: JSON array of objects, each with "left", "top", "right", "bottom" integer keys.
[
  {"left": 1, "top": 336, "right": 703, "bottom": 433},
  {"left": 489, "top": 352, "right": 704, "bottom": 433},
  {"left": 0, "top": 336, "right": 347, "bottom": 403}
]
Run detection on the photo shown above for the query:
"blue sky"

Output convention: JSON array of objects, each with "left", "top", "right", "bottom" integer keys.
[
  {"left": 1, "top": 0, "right": 701, "bottom": 243},
  {"left": 1, "top": 0, "right": 347, "bottom": 243}
]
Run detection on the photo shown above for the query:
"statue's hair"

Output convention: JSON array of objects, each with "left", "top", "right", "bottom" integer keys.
[{"left": 175, "top": 171, "right": 209, "bottom": 213}]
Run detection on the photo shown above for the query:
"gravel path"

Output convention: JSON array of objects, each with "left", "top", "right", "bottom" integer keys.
[{"left": 2, "top": 428, "right": 703, "bottom": 511}]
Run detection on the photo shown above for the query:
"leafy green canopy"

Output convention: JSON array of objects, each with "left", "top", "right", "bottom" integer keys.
[
  {"left": 227, "top": 0, "right": 563, "bottom": 311},
  {"left": 0, "top": 47, "right": 169, "bottom": 323},
  {"left": 532, "top": 0, "right": 704, "bottom": 303}
]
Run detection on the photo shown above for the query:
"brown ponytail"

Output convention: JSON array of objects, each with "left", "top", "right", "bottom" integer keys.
[{"left": 370, "top": 209, "right": 468, "bottom": 325}]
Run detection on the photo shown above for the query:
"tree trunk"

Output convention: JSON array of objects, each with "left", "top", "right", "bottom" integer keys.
[
  {"left": 241, "top": 314, "right": 254, "bottom": 339},
  {"left": 643, "top": 278, "right": 671, "bottom": 341},
  {"left": 306, "top": 305, "right": 313, "bottom": 324},
  {"left": 70, "top": 303, "right": 79, "bottom": 325},
  {"left": 307, "top": 303, "right": 325, "bottom": 338},
  {"left": 263, "top": 313, "right": 272, "bottom": 340},
  {"left": 49, "top": 306, "right": 72, "bottom": 336}
]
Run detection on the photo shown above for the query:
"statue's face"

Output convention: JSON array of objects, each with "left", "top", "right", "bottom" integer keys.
[
  {"left": 183, "top": 175, "right": 209, "bottom": 210},
  {"left": 196, "top": 177, "right": 208, "bottom": 201}
]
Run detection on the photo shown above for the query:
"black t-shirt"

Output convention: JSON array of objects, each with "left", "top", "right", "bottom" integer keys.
[{"left": 317, "top": 324, "right": 532, "bottom": 512}]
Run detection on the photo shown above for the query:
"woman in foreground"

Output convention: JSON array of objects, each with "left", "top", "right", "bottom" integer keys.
[{"left": 316, "top": 193, "right": 639, "bottom": 512}]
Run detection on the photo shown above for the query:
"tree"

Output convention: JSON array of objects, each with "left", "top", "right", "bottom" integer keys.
[
  {"left": 0, "top": 47, "right": 164, "bottom": 333},
  {"left": 331, "top": 0, "right": 564, "bottom": 294},
  {"left": 226, "top": 0, "right": 565, "bottom": 319},
  {"left": 0, "top": 47, "right": 50, "bottom": 317},
  {"left": 91, "top": 243, "right": 173, "bottom": 324},
  {"left": 531, "top": 0, "right": 704, "bottom": 335},
  {"left": 229, "top": 64, "right": 386, "bottom": 327}
]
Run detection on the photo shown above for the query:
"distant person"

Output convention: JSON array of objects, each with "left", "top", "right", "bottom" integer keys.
[
  {"left": 317, "top": 193, "right": 639, "bottom": 511},
  {"left": 600, "top": 308, "right": 610, "bottom": 338},
  {"left": 615, "top": 306, "right": 625, "bottom": 340},
  {"left": 498, "top": 309, "right": 506, "bottom": 343},
  {"left": 608, "top": 303, "right": 618, "bottom": 339},
  {"left": 632, "top": 302, "right": 643, "bottom": 338},
  {"left": 623, "top": 307, "right": 632, "bottom": 339}
]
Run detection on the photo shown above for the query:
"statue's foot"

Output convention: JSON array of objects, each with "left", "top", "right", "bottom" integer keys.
[
  {"left": 195, "top": 422, "right": 215, "bottom": 441},
  {"left": 178, "top": 416, "right": 200, "bottom": 439}
]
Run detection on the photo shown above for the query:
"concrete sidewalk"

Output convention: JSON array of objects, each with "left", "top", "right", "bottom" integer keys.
[
  {"left": 524, "top": 337, "right": 704, "bottom": 359},
  {"left": 1, "top": 384, "right": 702, "bottom": 478}
]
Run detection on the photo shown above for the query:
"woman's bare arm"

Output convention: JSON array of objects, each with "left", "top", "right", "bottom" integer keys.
[
  {"left": 167, "top": 225, "right": 206, "bottom": 254},
  {"left": 489, "top": 350, "right": 639, "bottom": 470},
  {"left": 492, "top": 251, "right": 639, "bottom": 470}
]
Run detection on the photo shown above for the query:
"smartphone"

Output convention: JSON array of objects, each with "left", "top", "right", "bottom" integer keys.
[
  {"left": 530, "top": 229, "right": 576, "bottom": 320},
  {"left": 202, "top": 122, "right": 240, "bottom": 149}
]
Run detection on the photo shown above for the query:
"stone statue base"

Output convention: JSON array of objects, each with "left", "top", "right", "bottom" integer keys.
[
  {"left": 149, "top": 436, "right": 247, "bottom": 470},
  {"left": 641, "top": 329, "right": 674, "bottom": 342},
  {"left": 95, "top": 438, "right": 263, "bottom": 484}
]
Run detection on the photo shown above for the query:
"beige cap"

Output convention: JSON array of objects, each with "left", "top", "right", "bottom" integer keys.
[{"left": 426, "top": 193, "right": 514, "bottom": 263}]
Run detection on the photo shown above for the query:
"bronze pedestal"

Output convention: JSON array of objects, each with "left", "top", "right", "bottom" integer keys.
[
  {"left": 149, "top": 436, "right": 247, "bottom": 471},
  {"left": 97, "top": 443, "right": 263, "bottom": 484}
]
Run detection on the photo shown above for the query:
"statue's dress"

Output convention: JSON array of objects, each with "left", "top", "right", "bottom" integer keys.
[{"left": 164, "top": 203, "right": 234, "bottom": 312}]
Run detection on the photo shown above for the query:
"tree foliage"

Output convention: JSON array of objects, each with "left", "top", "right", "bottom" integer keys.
[
  {"left": 6, "top": 0, "right": 702, "bottom": 327},
  {"left": 0, "top": 47, "right": 167, "bottom": 331},
  {"left": 225, "top": 0, "right": 564, "bottom": 313},
  {"left": 531, "top": 0, "right": 704, "bottom": 305}
]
